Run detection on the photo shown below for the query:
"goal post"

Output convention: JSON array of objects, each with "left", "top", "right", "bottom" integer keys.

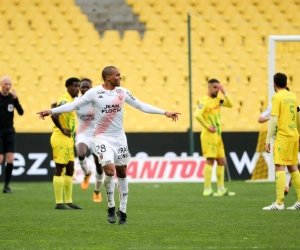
[
  {"left": 266, "top": 35, "right": 300, "bottom": 181},
  {"left": 268, "top": 35, "right": 300, "bottom": 104}
]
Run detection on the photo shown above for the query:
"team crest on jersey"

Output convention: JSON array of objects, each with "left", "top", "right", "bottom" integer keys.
[
  {"left": 7, "top": 104, "right": 13, "bottom": 112},
  {"left": 198, "top": 104, "right": 203, "bottom": 109},
  {"left": 116, "top": 89, "right": 123, "bottom": 100},
  {"left": 99, "top": 153, "right": 103, "bottom": 160}
]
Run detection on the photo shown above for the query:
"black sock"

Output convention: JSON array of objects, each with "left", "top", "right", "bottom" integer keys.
[{"left": 4, "top": 163, "right": 13, "bottom": 187}]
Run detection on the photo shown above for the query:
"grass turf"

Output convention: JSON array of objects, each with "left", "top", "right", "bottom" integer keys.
[{"left": 0, "top": 181, "right": 300, "bottom": 250}]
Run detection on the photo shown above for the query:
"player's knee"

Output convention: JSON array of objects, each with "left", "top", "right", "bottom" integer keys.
[
  {"left": 116, "top": 167, "right": 126, "bottom": 178},
  {"left": 55, "top": 167, "right": 64, "bottom": 176},
  {"left": 78, "top": 154, "right": 85, "bottom": 161},
  {"left": 96, "top": 165, "right": 103, "bottom": 175},
  {"left": 104, "top": 169, "right": 114, "bottom": 176},
  {"left": 65, "top": 167, "right": 74, "bottom": 176}
]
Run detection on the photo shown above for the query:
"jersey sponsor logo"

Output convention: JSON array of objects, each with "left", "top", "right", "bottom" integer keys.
[
  {"left": 284, "top": 98, "right": 297, "bottom": 104},
  {"left": 104, "top": 160, "right": 111, "bottom": 165},
  {"left": 99, "top": 153, "right": 103, "bottom": 159},
  {"left": 282, "top": 157, "right": 292, "bottom": 163},
  {"left": 117, "top": 146, "right": 129, "bottom": 160},
  {"left": 97, "top": 91, "right": 105, "bottom": 94},
  {"left": 7, "top": 104, "right": 13, "bottom": 112},
  {"left": 208, "top": 104, "right": 220, "bottom": 111},
  {"left": 79, "top": 114, "right": 94, "bottom": 121},
  {"left": 288, "top": 124, "right": 297, "bottom": 129},
  {"left": 126, "top": 91, "right": 135, "bottom": 101},
  {"left": 102, "top": 104, "right": 121, "bottom": 113}
]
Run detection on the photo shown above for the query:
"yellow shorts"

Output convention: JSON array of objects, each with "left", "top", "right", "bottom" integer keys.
[
  {"left": 50, "top": 133, "right": 74, "bottom": 164},
  {"left": 200, "top": 132, "right": 225, "bottom": 159},
  {"left": 273, "top": 140, "right": 299, "bottom": 166}
]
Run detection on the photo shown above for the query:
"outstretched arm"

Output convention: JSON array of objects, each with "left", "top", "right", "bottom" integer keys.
[
  {"left": 37, "top": 97, "right": 86, "bottom": 120},
  {"left": 129, "top": 99, "right": 180, "bottom": 122},
  {"left": 258, "top": 104, "right": 271, "bottom": 123},
  {"left": 258, "top": 116, "right": 270, "bottom": 123}
]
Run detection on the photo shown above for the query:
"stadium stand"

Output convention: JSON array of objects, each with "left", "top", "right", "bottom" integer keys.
[{"left": 0, "top": 0, "right": 299, "bottom": 132}]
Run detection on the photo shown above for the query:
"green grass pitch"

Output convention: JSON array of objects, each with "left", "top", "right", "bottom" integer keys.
[{"left": 0, "top": 181, "right": 300, "bottom": 250}]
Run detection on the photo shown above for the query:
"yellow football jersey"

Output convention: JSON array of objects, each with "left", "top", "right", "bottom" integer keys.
[
  {"left": 53, "top": 92, "right": 77, "bottom": 140},
  {"left": 195, "top": 94, "right": 232, "bottom": 135},
  {"left": 271, "top": 89, "right": 299, "bottom": 141}
]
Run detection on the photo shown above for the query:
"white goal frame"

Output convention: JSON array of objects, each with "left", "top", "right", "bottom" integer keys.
[{"left": 267, "top": 35, "right": 300, "bottom": 181}]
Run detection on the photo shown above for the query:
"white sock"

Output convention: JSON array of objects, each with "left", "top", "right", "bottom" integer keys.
[
  {"left": 118, "top": 177, "right": 128, "bottom": 213},
  {"left": 286, "top": 168, "right": 291, "bottom": 187},
  {"left": 104, "top": 175, "right": 115, "bottom": 208},
  {"left": 79, "top": 158, "right": 89, "bottom": 175},
  {"left": 95, "top": 172, "right": 103, "bottom": 192}
]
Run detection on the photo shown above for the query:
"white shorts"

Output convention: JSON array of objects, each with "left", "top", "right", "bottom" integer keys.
[
  {"left": 75, "top": 133, "right": 97, "bottom": 155},
  {"left": 94, "top": 133, "right": 130, "bottom": 166}
]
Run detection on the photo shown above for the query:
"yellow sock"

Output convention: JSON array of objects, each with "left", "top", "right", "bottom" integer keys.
[
  {"left": 53, "top": 176, "right": 64, "bottom": 204},
  {"left": 216, "top": 165, "right": 225, "bottom": 189},
  {"left": 64, "top": 175, "right": 73, "bottom": 204},
  {"left": 276, "top": 171, "right": 285, "bottom": 205},
  {"left": 290, "top": 170, "right": 300, "bottom": 202},
  {"left": 204, "top": 164, "right": 213, "bottom": 189}
]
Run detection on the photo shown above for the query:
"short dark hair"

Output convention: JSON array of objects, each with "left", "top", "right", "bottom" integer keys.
[
  {"left": 273, "top": 73, "right": 287, "bottom": 88},
  {"left": 65, "top": 77, "right": 80, "bottom": 87},
  {"left": 102, "top": 66, "right": 117, "bottom": 81},
  {"left": 81, "top": 78, "right": 92, "bottom": 84},
  {"left": 208, "top": 78, "right": 220, "bottom": 84}
]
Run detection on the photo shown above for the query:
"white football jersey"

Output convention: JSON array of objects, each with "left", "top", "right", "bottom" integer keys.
[
  {"left": 51, "top": 84, "right": 165, "bottom": 137},
  {"left": 74, "top": 85, "right": 163, "bottom": 136},
  {"left": 75, "top": 97, "right": 94, "bottom": 137}
]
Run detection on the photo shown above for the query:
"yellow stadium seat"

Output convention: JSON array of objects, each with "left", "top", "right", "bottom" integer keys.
[
  {"left": 103, "top": 30, "right": 121, "bottom": 44},
  {"left": 131, "top": 0, "right": 144, "bottom": 14}
]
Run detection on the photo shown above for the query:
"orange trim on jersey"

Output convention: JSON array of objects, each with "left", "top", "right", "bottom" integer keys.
[{"left": 102, "top": 84, "right": 115, "bottom": 90}]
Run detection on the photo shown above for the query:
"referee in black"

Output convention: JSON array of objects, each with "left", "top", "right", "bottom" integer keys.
[{"left": 0, "top": 76, "right": 24, "bottom": 193}]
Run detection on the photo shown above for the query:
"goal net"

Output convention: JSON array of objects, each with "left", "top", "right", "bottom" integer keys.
[{"left": 251, "top": 35, "right": 300, "bottom": 181}]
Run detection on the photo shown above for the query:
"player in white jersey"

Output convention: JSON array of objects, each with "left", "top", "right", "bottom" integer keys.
[
  {"left": 37, "top": 66, "right": 180, "bottom": 225},
  {"left": 76, "top": 78, "right": 103, "bottom": 202},
  {"left": 258, "top": 87, "right": 294, "bottom": 195}
]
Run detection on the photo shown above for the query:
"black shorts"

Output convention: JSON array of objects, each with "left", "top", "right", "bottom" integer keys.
[{"left": 0, "top": 127, "right": 15, "bottom": 154}]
